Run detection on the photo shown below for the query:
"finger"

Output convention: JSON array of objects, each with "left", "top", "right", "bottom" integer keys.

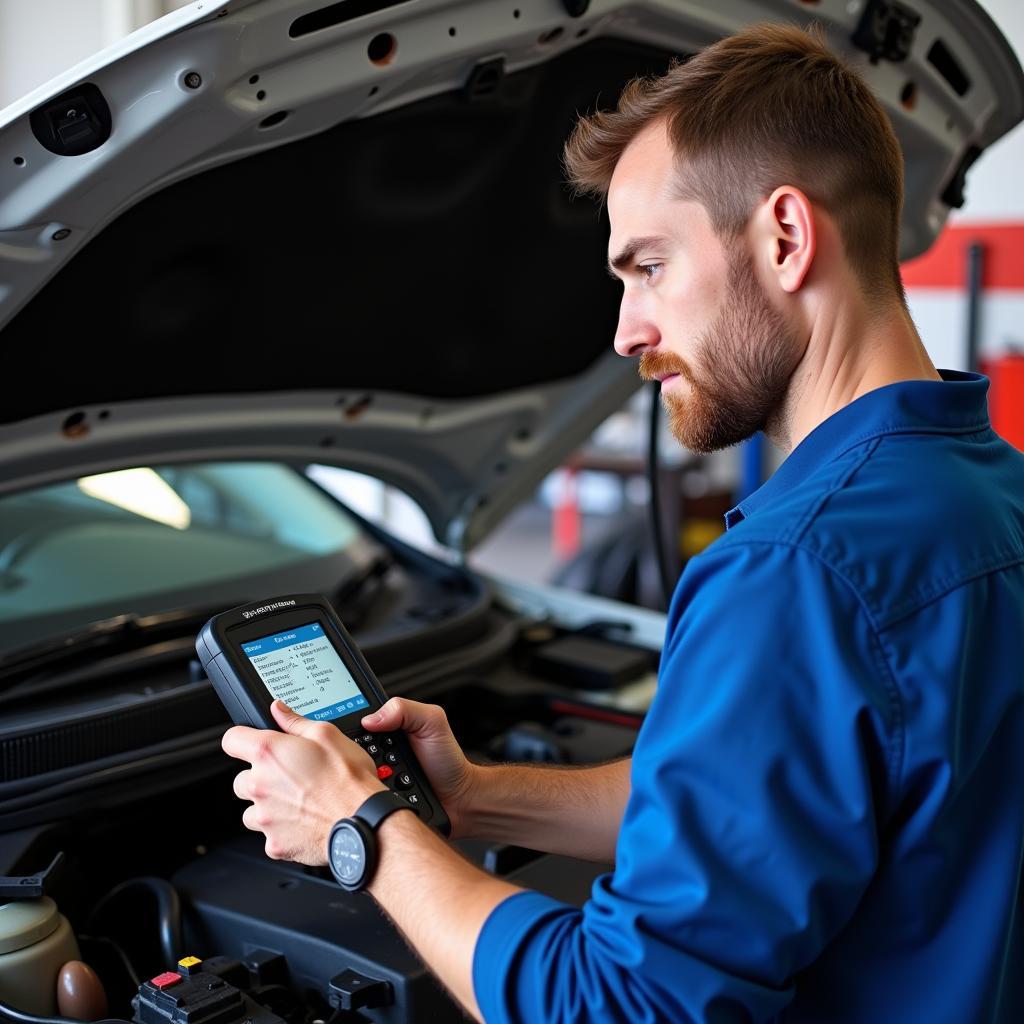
[
  {"left": 270, "top": 700, "right": 340, "bottom": 747},
  {"left": 241, "top": 804, "right": 266, "bottom": 833},
  {"left": 270, "top": 699, "right": 320, "bottom": 737},
  {"left": 232, "top": 769, "right": 254, "bottom": 801},
  {"left": 222, "top": 724, "right": 272, "bottom": 763},
  {"left": 270, "top": 699, "right": 302, "bottom": 730},
  {"left": 362, "top": 697, "right": 449, "bottom": 739}
]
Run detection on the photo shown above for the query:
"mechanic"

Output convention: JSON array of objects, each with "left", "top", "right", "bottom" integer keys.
[{"left": 222, "top": 23, "right": 1024, "bottom": 1023}]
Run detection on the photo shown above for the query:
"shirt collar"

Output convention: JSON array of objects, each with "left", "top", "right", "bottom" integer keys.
[{"left": 724, "top": 370, "right": 991, "bottom": 530}]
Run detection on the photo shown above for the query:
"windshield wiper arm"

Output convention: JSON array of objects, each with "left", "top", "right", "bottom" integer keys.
[
  {"left": 0, "top": 556, "right": 395, "bottom": 690},
  {"left": 0, "top": 605, "right": 226, "bottom": 687}
]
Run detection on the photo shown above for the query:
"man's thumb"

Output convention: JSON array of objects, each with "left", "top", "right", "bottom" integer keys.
[
  {"left": 361, "top": 697, "right": 445, "bottom": 739},
  {"left": 361, "top": 696, "right": 403, "bottom": 731}
]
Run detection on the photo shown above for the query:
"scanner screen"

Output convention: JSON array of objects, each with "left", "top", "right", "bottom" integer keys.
[{"left": 242, "top": 621, "right": 368, "bottom": 721}]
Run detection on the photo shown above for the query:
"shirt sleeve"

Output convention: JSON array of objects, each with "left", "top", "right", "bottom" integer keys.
[{"left": 472, "top": 540, "right": 901, "bottom": 1024}]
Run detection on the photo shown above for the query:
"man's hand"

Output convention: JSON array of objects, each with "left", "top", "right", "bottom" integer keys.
[
  {"left": 221, "top": 700, "right": 386, "bottom": 865},
  {"left": 361, "top": 697, "right": 480, "bottom": 838}
]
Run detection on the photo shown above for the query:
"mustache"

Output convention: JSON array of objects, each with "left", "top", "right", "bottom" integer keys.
[{"left": 638, "top": 350, "right": 695, "bottom": 385}]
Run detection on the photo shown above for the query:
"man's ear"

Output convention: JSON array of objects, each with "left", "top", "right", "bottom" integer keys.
[{"left": 755, "top": 186, "right": 816, "bottom": 294}]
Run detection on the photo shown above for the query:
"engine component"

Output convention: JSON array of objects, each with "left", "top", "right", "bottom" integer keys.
[
  {"left": 0, "top": 895, "right": 80, "bottom": 1014},
  {"left": 488, "top": 716, "right": 637, "bottom": 766},
  {"left": 132, "top": 956, "right": 286, "bottom": 1024},
  {"left": 89, "top": 878, "right": 183, "bottom": 971},
  {"left": 529, "top": 634, "right": 653, "bottom": 690},
  {"left": 489, "top": 721, "right": 567, "bottom": 763},
  {"left": 173, "top": 839, "right": 459, "bottom": 1022},
  {"left": 0, "top": 855, "right": 81, "bottom": 1015},
  {"left": 0, "top": 854, "right": 64, "bottom": 900},
  {"left": 56, "top": 960, "right": 109, "bottom": 1021},
  {"left": 328, "top": 968, "right": 392, "bottom": 1013}
]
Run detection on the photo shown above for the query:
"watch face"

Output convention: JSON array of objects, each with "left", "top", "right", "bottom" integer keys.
[{"left": 330, "top": 822, "right": 366, "bottom": 887}]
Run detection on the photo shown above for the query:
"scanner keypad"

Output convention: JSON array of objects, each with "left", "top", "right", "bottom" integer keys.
[{"left": 353, "top": 731, "right": 426, "bottom": 816}]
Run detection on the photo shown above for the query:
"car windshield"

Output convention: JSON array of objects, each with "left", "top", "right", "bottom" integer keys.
[{"left": 0, "top": 462, "right": 376, "bottom": 654}]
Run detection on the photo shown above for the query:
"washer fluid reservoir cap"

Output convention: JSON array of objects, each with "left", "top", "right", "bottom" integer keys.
[{"left": 0, "top": 896, "right": 60, "bottom": 955}]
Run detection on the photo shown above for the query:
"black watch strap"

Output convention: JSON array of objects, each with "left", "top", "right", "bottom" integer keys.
[{"left": 353, "top": 789, "right": 415, "bottom": 831}]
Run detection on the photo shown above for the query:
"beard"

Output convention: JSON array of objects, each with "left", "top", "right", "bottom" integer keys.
[{"left": 639, "top": 250, "right": 801, "bottom": 454}]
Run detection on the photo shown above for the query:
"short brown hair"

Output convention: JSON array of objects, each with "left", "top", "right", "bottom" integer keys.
[{"left": 564, "top": 23, "right": 906, "bottom": 304}]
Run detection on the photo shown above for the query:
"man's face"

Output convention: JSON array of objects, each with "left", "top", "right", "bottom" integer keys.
[{"left": 607, "top": 122, "right": 802, "bottom": 453}]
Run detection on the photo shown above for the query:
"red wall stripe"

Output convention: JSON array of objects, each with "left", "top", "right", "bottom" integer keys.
[
  {"left": 901, "top": 223, "right": 1024, "bottom": 290},
  {"left": 988, "top": 355, "right": 1024, "bottom": 451}
]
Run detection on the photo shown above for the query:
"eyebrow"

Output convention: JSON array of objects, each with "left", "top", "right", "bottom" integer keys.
[{"left": 607, "top": 236, "right": 669, "bottom": 278}]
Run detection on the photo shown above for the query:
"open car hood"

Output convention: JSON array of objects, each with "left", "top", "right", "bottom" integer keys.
[{"left": 0, "top": 0, "right": 1021, "bottom": 550}]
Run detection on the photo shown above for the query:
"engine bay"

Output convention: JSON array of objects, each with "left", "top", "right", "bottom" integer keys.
[{"left": 0, "top": 567, "right": 655, "bottom": 1023}]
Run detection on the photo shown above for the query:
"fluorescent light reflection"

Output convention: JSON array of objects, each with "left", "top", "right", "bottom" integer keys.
[{"left": 78, "top": 468, "right": 192, "bottom": 530}]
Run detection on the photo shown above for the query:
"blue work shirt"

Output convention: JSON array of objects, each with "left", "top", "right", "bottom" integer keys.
[{"left": 472, "top": 370, "right": 1024, "bottom": 1023}]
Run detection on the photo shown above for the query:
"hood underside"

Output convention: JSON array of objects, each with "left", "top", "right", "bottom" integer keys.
[{"left": 0, "top": 0, "right": 1021, "bottom": 548}]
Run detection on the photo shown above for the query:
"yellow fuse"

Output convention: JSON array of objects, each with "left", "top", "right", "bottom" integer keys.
[{"left": 177, "top": 956, "right": 203, "bottom": 974}]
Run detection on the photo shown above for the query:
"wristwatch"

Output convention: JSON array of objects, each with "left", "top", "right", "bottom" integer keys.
[{"left": 328, "top": 790, "right": 416, "bottom": 892}]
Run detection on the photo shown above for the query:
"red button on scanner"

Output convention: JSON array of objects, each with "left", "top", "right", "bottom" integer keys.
[
  {"left": 377, "top": 765, "right": 394, "bottom": 780},
  {"left": 150, "top": 972, "right": 182, "bottom": 990}
]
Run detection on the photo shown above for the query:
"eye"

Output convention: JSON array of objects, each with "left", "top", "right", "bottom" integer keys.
[{"left": 638, "top": 263, "right": 662, "bottom": 282}]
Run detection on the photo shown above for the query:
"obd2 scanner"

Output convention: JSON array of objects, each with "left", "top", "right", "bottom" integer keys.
[{"left": 196, "top": 594, "right": 450, "bottom": 836}]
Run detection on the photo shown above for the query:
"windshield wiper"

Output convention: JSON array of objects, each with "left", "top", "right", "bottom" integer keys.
[
  {"left": 0, "top": 552, "right": 396, "bottom": 693},
  {"left": 0, "top": 605, "right": 227, "bottom": 688}
]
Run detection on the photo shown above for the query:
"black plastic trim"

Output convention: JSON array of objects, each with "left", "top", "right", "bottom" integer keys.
[
  {"left": 928, "top": 39, "right": 971, "bottom": 97},
  {"left": 290, "top": 0, "right": 414, "bottom": 38}
]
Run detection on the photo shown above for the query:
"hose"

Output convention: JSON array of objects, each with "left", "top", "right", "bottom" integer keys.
[
  {"left": 0, "top": 999, "right": 129, "bottom": 1024},
  {"left": 88, "top": 877, "right": 183, "bottom": 970}
]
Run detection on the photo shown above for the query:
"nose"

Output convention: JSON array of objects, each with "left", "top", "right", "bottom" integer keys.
[{"left": 613, "top": 294, "right": 659, "bottom": 358}]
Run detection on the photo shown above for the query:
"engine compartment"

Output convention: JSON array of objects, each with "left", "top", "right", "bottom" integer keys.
[{"left": 0, "top": 591, "right": 653, "bottom": 1022}]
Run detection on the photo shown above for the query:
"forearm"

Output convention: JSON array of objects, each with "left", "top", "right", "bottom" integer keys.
[
  {"left": 462, "top": 757, "right": 631, "bottom": 862},
  {"left": 369, "top": 809, "right": 522, "bottom": 1021}
]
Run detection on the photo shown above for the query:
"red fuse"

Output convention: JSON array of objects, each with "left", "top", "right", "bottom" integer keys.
[{"left": 149, "top": 972, "right": 182, "bottom": 990}]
